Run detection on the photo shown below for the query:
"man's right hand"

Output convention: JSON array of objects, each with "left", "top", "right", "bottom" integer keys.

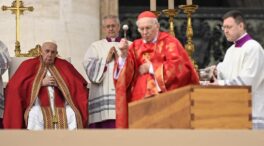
[
  {"left": 42, "top": 76, "right": 58, "bottom": 87},
  {"left": 209, "top": 65, "right": 217, "bottom": 82},
  {"left": 119, "top": 38, "right": 129, "bottom": 58}
]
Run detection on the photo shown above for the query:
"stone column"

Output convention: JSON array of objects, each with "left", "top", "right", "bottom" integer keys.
[{"left": 100, "top": 0, "right": 118, "bottom": 38}]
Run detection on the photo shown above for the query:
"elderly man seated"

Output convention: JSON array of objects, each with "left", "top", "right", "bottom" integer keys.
[{"left": 3, "top": 41, "right": 88, "bottom": 130}]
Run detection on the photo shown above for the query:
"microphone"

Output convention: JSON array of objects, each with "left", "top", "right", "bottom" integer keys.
[{"left": 122, "top": 24, "right": 129, "bottom": 38}]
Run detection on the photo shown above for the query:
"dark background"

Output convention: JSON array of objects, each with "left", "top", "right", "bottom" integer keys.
[{"left": 118, "top": 0, "right": 264, "bottom": 68}]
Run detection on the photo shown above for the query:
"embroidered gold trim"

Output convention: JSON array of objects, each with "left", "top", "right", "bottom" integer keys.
[
  {"left": 56, "top": 107, "right": 68, "bottom": 129},
  {"left": 41, "top": 107, "right": 53, "bottom": 129},
  {"left": 41, "top": 107, "right": 68, "bottom": 129},
  {"left": 24, "top": 58, "right": 47, "bottom": 126},
  {"left": 155, "top": 64, "right": 166, "bottom": 91},
  {"left": 49, "top": 66, "right": 83, "bottom": 128}
]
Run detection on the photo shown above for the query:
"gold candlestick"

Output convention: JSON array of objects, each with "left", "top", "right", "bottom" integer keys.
[
  {"left": 150, "top": 11, "right": 161, "bottom": 17},
  {"left": 162, "top": 9, "right": 178, "bottom": 36},
  {"left": 179, "top": 4, "right": 198, "bottom": 68}
]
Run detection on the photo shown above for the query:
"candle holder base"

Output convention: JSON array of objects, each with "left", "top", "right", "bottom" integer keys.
[
  {"left": 179, "top": 5, "right": 198, "bottom": 14},
  {"left": 162, "top": 9, "right": 179, "bottom": 36},
  {"left": 150, "top": 11, "right": 161, "bottom": 17}
]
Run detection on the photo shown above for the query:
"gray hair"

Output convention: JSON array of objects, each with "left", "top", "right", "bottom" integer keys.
[{"left": 102, "top": 15, "right": 120, "bottom": 26}]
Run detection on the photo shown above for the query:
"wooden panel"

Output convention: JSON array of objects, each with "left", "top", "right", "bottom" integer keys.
[
  {"left": 129, "top": 85, "right": 252, "bottom": 129},
  {"left": 191, "top": 116, "right": 251, "bottom": 129},
  {"left": 1, "top": 130, "right": 264, "bottom": 146},
  {"left": 192, "top": 87, "right": 251, "bottom": 101},
  {"left": 192, "top": 102, "right": 251, "bottom": 116},
  {"left": 191, "top": 86, "right": 251, "bottom": 129},
  {"left": 129, "top": 86, "right": 192, "bottom": 128}
]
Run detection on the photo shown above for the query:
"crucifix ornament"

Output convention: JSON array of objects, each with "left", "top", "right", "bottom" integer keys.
[{"left": 2, "top": 0, "right": 34, "bottom": 56}]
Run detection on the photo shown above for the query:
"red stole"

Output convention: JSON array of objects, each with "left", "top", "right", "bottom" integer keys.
[{"left": 38, "top": 87, "right": 65, "bottom": 107}]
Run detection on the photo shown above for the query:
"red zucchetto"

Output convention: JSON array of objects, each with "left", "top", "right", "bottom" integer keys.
[{"left": 137, "top": 11, "right": 157, "bottom": 20}]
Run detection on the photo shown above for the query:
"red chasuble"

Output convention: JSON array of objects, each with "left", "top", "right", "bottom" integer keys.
[
  {"left": 3, "top": 57, "right": 88, "bottom": 129},
  {"left": 114, "top": 32, "right": 199, "bottom": 128}
]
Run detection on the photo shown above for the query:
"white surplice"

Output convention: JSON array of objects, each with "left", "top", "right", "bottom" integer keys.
[
  {"left": 216, "top": 38, "right": 264, "bottom": 129},
  {"left": 83, "top": 39, "right": 120, "bottom": 124},
  {"left": 0, "top": 41, "right": 10, "bottom": 118}
]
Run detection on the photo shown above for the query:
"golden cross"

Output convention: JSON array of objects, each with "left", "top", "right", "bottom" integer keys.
[{"left": 2, "top": 0, "right": 33, "bottom": 55}]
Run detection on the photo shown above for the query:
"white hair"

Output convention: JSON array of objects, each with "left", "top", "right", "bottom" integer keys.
[
  {"left": 136, "top": 17, "right": 159, "bottom": 26},
  {"left": 42, "top": 40, "right": 58, "bottom": 49}
]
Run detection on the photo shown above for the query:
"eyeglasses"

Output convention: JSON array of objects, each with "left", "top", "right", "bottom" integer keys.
[
  {"left": 221, "top": 25, "right": 233, "bottom": 30},
  {"left": 104, "top": 24, "right": 117, "bottom": 29},
  {"left": 138, "top": 26, "right": 153, "bottom": 33}
]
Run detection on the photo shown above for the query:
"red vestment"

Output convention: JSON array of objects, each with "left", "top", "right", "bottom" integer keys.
[
  {"left": 3, "top": 57, "right": 88, "bottom": 129},
  {"left": 114, "top": 32, "right": 199, "bottom": 128}
]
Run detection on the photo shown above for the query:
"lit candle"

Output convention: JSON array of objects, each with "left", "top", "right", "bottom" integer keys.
[
  {"left": 187, "top": 0, "right": 192, "bottom": 5},
  {"left": 150, "top": 0, "right": 156, "bottom": 11},
  {"left": 168, "top": 0, "right": 174, "bottom": 9}
]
